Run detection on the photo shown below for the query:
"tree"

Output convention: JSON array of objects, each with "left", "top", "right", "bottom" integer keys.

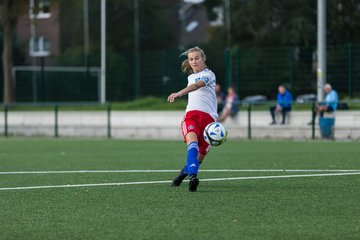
[
  {"left": 221, "top": 0, "right": 317, "bottom": 47},
  {"left": 204, "top": 0, "right": 360, "bottom": 48},
  {"left": 0, "top": 0, "right": 27, "bottom": 103}
]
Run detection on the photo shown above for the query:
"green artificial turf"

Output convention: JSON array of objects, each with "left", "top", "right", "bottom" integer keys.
[{"left": 0, "top": 138, "right": 360, "bottom": 240}]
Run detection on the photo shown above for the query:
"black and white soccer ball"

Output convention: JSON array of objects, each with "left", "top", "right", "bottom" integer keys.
[{"left": 203, "top": 122, "right": 228, "bottom": 146}]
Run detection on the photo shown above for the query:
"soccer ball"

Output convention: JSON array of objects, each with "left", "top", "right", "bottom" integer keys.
[{"left": 203, "top": 122, "right": 227, "bottom": 146}]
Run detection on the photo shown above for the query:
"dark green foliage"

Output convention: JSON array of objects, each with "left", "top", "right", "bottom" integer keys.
[{"left": 204, "top": 0, "right": 360, "bottom": 47}]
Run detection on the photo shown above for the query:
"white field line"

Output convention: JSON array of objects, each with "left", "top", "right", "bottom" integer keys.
[
  {"left": 1, "top": 172, "right": 360, "bottom": 191},
  {"left": 1, "top": 169, "right": 360, "bottom": 175}
]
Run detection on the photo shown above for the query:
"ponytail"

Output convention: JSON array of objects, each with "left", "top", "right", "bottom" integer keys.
[{"left": 181, "top": 59, "right": 193, "bottom": 74}]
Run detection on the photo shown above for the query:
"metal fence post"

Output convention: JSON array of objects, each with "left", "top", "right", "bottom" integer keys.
[
  {"left": 290, "top": 47, "right": 296, "bottom": 89},
  {"left": 311, "top": 103, "right": 315, "bottom": 139},
  {"left": 107, "top": 102, "right": 111, "bottom": 138},
  {"left": 224, "top": 48, "right": 231, "bottom": 89},
  {"left": 348, "top": 43, "right": 353, "bottom": 98},
  {"left": 247, "top": 104, "right": 252, "bottom": 139},
  {"left": 54, "top": 105, "right": 59, "bottom": 138},
  {"left": 162, "top": 50, "right": 169, "bottom": 97},
  {"left": 234, "top": 48, "right": 240, "bottom": 97},
  {"left": 4, "top": 105, "right": 8, "bottom": 137}
]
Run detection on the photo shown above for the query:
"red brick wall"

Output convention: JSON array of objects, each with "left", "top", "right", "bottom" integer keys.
[{"left": 16, "top": 3, "right": 60, "bottom": 64}]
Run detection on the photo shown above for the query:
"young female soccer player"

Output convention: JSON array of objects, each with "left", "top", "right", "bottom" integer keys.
[{"left": 167, "top": 46, "right": 217, "bottom": 192}]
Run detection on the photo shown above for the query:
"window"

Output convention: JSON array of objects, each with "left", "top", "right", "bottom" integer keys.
[
  {"left": 29, "top": 37, "right": 51, "bottom": 57},
  {"left": 29, "top": 0, "right": 51, "bottom": 19}
]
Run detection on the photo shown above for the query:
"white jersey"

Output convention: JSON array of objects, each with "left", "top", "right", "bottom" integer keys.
[{"left": 185, "top": 68, "right": 218, "bottom": 120}]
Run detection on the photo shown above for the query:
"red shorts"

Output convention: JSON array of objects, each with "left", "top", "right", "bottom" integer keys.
[{"left": 181, "top": 110, "right": 215, "bottom": 155}]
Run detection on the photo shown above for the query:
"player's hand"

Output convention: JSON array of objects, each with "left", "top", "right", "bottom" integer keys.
[{"left": 167, "top": 93, "right": 180, "bottom": 102}]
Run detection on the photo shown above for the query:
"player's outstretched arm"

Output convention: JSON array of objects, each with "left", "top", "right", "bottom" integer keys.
[{"left": 167, "top": 81, "right": 205, "bottom": 103}]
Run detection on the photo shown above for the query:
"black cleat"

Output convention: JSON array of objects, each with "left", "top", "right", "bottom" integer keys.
[
  {"left": 171, "top": 172, "right": 188, "bottom": 187},
  {"left": 188, "top": 175, "right": 199, "bottom": 192}
]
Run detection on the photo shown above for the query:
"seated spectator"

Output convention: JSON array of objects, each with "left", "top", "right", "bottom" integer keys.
[
  {"left": 309, "top": 84, "right": 338, "bottom": 124},
  {"left": 216, "top": 83, "right": 226, "bottom": 114},
  {"left": 269, "top": 85, "right": 293, "bottom": 125},
  {"left": 218, "top": 86, "right": 239, "bottom": 123}
]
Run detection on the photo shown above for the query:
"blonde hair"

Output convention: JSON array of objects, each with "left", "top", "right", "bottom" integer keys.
[{"left": 180, "top": 46, "right": 207, "bottom": 74}]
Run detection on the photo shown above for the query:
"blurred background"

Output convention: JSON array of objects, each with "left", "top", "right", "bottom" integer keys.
[{"left": 1, "top": 0, "right": 360, "bottom": 103}]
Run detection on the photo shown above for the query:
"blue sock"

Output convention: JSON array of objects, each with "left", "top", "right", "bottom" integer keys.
[
  {"left": 181, "top": 161, "right": 201, "bottom": 176},
  {"left": 181, "top": 165, "right": 188, "bottom": 175},
  {"left": 181, "top": 161, "right": 202, "bottom": 176},
  {"left": 186, "top": 141, "right": 199, "bottom": 176}
]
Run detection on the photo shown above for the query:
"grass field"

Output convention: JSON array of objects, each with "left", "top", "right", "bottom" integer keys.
[{"left": 1, "top": 138, "right": 360, "bottom": 240}]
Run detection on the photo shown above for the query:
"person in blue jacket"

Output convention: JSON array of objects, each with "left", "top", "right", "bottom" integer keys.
[
  {"left": 308, "top": 83, "right": 339, "bottom": 125},
  {"left": 269, "top": 85, "right": 293, "bottom": 125}
]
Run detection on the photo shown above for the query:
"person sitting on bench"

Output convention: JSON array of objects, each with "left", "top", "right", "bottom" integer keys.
[
  {"left": 309, "top": 84, "right": 338, "bottom": 125},
  {"left": 269, "top": 85, "right": 293, "bottom": 125}
]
